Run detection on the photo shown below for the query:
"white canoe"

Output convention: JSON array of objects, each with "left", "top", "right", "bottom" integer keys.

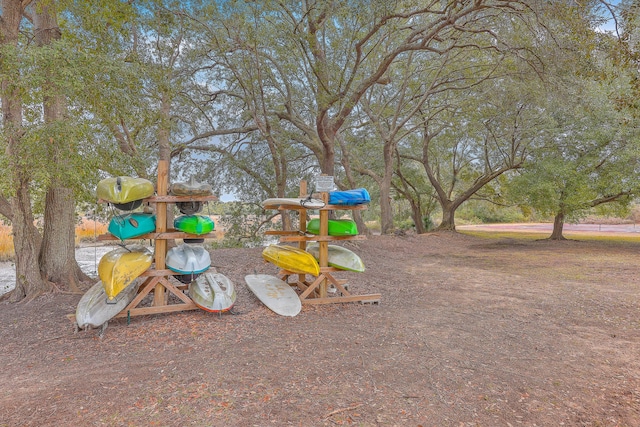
[
  {"left": 189, "top": 272, "right": 236, "bottom": 313},
  {"left": 76, "top": 279, "right": 139, "bottom": 329},
  {"left": 306, "top": 243, "right": 365, "bottom": 272},
  {"left": 262, "top": 197, "right": 325, "bottom": 209},
  {"left": 244, "top": 274, "right": 301, "bottom": 317}
]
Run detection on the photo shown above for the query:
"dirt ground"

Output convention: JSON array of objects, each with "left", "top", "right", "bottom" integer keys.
[{"left": 1, "top": 232, "right": 640, "bottom": 427}]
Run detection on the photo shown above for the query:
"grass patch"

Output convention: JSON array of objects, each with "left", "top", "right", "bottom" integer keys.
[{"left": 460, "top": 229, "right": 640, "bottom": 244}]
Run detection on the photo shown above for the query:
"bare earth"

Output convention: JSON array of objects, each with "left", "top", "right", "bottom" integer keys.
[{"left": 1, "top": 232, "right": 640, "bottom": 426}]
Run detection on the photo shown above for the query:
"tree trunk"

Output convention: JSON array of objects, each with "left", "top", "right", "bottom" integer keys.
[
  {"left": 549, "top": 212, "right": 566, "bottom": 240},
  {"left": 2, "top": 0, "right": 50, "bottom": 302},
  {"left": 436, "top": 201, "right": 457, "bottom": 232},
  {"left": 9, "top": 181, "right": 50, "bottom": 302},
  {"left": 35, "top": 1, "right": 90, "bottom": 291},
  {"left": 379, "top": 144, "right": 395, "bottom": 234},
  {"left": 409, "top": 200, "right": 426, "bottom": 234},
  {"left": 39, "top": 188, "right": 88, "bottom": 292}
]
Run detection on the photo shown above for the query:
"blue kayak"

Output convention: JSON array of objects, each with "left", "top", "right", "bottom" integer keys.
[
  {"left": 328, "top": 188, "right": 370, "bottom": 206},
  {"left": 108, "top": 213, "right": 156, "bottom": 240}
]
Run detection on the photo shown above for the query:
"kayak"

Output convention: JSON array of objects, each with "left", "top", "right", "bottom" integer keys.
[
  {"left": 176, "top": 201, "right": 203, "bottom": 215},
  {"left": 189, "top": 272, "right": 236, "bottom": 313},
  {"left": 174, "top": 215, "right": 214, "bottom": 235},
  {"left": 166, "top": 243, "right": 211, "bottom": 275},
  {"left": 98, "top": 245, "right": 153, "bottom": 300},
  {"left": 306, "top": 218, "right": 358, "bottom": 236},
  {"left": 97, "top": 176, "right": 155, "bottom": 210},
  {"left": 262, "top": 244, "right": 320, "bottom": 276},
  {"left": 108, "top": 212, "right": 156, "bottom": 240},
  {"left": 76, "top": 279, "right": 140, "bottom": 330},
  {"left": 170, "top": 177, "right": 213, "bottom": 197},
  {"left": 328, "top": 188, "right": 370, "bottom": 206},
  {"left": 306, "top": 243, "right": 365, "bottom": 272},
  {"left": 262, "top": 197, "right": 325, "bottom": 209}
]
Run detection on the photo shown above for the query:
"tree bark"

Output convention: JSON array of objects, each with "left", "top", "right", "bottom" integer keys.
[
  {"left": 549, "top": 212, "right": 566, "bottom": 240},
  {"left": 437, "top": 200, "right": 457, "bottom": 232},
  {"left": 2, "top": 0, "right": 49, "bottom": 301},
  {"left": 35, "top": 1, "right": 90, "bottom": 291},
  {"left": 39, "top": 189, "right": 88, "bottom": 292}
]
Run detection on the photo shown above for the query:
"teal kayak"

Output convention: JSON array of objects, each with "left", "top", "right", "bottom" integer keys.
[
  {"left": 307, "top": 218, "right": 358, "bottom": 236},
  {"left": 108, "top": 213, "right": 156, "bottom": 240},
  {"left": 174, "top": 215, "right": 214, "bottom": 235}
]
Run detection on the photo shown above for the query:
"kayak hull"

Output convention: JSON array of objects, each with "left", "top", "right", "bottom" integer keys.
[
  {"left": 108, "top": 213, "right": 156, "bottom": 240},
  {"left": 328, "top": 188, "right": 370, "bottom": 206},
  {"left": 166, "top": 244, "right": 211, "bottom": 275},
  {"left": 98, "top": 245, "right": 153, "bottom": 300},
  {"left": 174, "top": 215, "right": 214, "bottom": 235},
  {"left": 76, "top": 279, "right": 140, "bottom": 329},
  {"left": 262, "top": 244, "right": 320, "bottom": 276},
  {"left": 307, "top": 218, "right": 358, "bottom": 236},
  {"left": 306, "top": 243, "right": 365, "bottom": 272},
  {"left": 189, "top": 272, "right": 236, "bottom": 313},
  {"left": 97, "top": 176, "right": 154, "bottom": 209},
  {"left": 170, "top": 178, "right": 213, "bottom": 197}
]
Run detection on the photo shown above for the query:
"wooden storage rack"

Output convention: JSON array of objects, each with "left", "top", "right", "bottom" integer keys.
[
  {"left": 264, "top": 181, "right": 381, "bottom": 305},
  {"left": 98, "top": 160, "right": 218, "bottom": 318}
]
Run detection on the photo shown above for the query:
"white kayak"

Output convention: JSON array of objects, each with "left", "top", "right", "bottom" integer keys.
[
  {"left": 189, "top": 272, "right": 236, "bottom": 313},
  {"left": 306, "top": 243, "right": 365, "bottom": 272},
  {"left": 244, "top": 274, "right": 301, "bottom": 317},
  {"left": 262, "top": 197, "right": 325, "bottom": 209},
  {"left": 75, "top": 279, "right": 140, "bottom": 330}
]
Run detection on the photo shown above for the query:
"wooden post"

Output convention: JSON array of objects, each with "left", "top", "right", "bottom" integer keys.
[
  {"left": 298, "top": 181, "right": 308, "bottom": 286},
  {"left": 153, "top": 160, "right": 169, "bottom": 306},
  {"left": 318, "top": 191, "right": 329, "bottom": 298}
]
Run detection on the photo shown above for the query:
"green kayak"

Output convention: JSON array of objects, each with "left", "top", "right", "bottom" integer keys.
[
  {"left": 306, "top": 218, "right": 358, "bottom": 236},
  {"left": 174, "top": 215, "right": 214, "bottom": 235}
]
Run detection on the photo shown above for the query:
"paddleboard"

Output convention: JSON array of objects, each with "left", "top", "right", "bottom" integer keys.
[
  {"left": 76, "top": 279, "right": 140, "bottom": 329},
  {"left": 244, "top": 274, "right": 301, "bottom": 317},
  {"left": 306, "top": 243, "right": 365, "bottom": 272},
  {"left": 262, "top": 197, "right": 325, "bottom": 209}
]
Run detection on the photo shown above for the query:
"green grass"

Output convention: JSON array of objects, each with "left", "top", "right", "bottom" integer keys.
[{"left": 460, "top": 229, "right": 640, "bottom": 244}]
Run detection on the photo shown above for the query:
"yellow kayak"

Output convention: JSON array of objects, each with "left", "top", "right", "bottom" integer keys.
[
  {"left": 262, "top": 244, "right": 320, "bottom": 276},
  {"left": 97, "top": 176, "right": 155, "bottom": 210},
  {"left": 98, "top": 245, "right": 153, "bottom": 300}
]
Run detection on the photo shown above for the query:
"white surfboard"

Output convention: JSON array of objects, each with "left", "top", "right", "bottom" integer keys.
[
  {"left": 244, "top": 274, "right": 302, "bottom": 317},
  {"left": 262, "top": 197, "right": 325, "bottom": 209}
]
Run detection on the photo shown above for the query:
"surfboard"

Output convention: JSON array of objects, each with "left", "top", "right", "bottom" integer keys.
[
  {"left": 262, "top": 197, "right": 325, "bottom": 209},
  {"left": 244, "top": 274, "right": 302, "bottom": 317}
]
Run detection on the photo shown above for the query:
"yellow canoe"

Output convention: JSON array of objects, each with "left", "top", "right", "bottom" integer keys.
[
  {"left": 262, "top": 244, "right": 320, "bottom": 276},
  {"left": 99, "top": 245, "right": 153, "bottom": 300}
]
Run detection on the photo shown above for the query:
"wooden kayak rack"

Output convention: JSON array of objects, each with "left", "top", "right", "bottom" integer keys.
[
  {"left": 99, "top": 160, "right": 218, "bottom": 319},
  {"left": 263, "top": 181, "right": 381, "bottom": 305}
]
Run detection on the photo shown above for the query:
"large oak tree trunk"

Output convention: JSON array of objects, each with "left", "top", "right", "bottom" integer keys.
[
  {"left": 2, "top": 0, "right": 50, "bottom": 302},
  {"left": 549, "top": 212, "right": 567, "bottom": 241},
  {"left": 39, "top": 189, "right": 88, "bottom": 291},
  {"left": 436, "top": 201, "right": 457, "bottom": 232},
  {"left": 35, "top": 1, "right": 90, "bottom": 291}
]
